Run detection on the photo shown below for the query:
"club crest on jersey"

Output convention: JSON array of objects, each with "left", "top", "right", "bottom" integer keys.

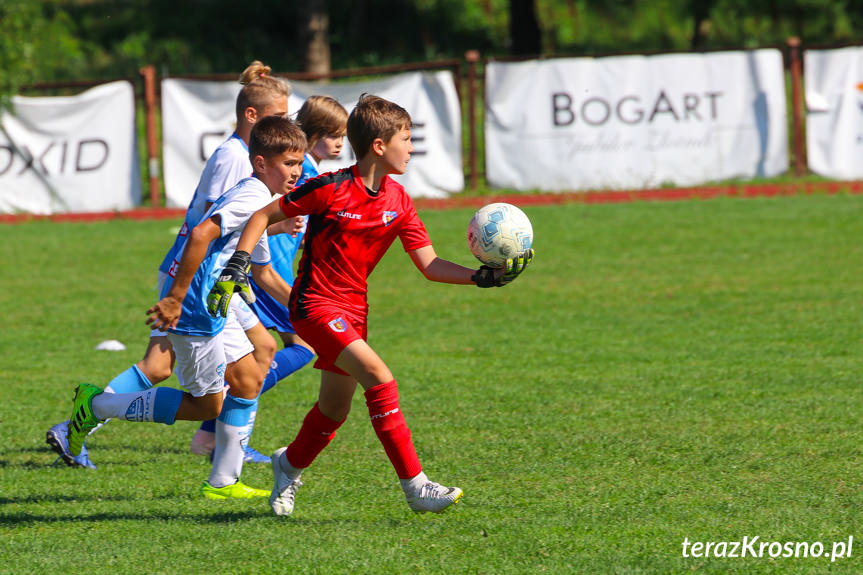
[
  {"left": 382, "top": 211, "right": 398, "bottom": 226},
  {"left": 328, "top": 317, "right": 348, "bottom": 333}
]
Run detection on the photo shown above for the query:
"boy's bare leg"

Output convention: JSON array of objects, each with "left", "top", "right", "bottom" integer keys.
[{"left": 271, "top": 340, "right": 462, "bottom": 515}]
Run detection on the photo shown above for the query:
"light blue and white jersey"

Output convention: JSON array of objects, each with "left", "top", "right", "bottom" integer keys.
[
  {"left": 265, "top": 153, "right": 317, "bottom": 282},
  {"left": 247, "top": 154, "right": 317, "bottom": 332},
  {"left": 159, "top": 134, "right": 251, "bottom": 275},
  {"left": 162, "top": 177, "right": 273, "bottom": 337},
  {"left": 299, "top": 153, "right": 320, "bottom": 188}
]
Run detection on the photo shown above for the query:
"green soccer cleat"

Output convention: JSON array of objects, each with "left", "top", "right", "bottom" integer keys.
[
  {"left": 68, "top": 384, "right": 104, "bottom": 456},
  {"left": 201, "top": 480, "right": 269, "bottom": 500}
]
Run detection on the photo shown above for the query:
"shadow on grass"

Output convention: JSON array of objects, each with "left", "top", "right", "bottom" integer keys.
[
  {"left": 0, "top": 509, "right": 264, "bottom": 525},
  {"left": 0, "top": 492, "right": 174, "bottom": 505},
  {"left": 95, "top": 441, "right": 189, "bottom": 456},
  {"left": 0, "top": 441, "right": 194, "bottom": 469},
  {"left": 0, "top": 505, "right": 390, "bottom": 527}
]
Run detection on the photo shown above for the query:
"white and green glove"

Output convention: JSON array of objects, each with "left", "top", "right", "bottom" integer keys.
[
  {"left": 207, "top": 251, "right": 255, "bottom": 317},
  {"left": 472, "top": 248, "right": 534, "bottom": 288}
]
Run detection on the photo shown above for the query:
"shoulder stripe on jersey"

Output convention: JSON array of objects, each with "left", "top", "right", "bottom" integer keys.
[{"left": 285, "top": 167, "right": 354, "bottom": 203}]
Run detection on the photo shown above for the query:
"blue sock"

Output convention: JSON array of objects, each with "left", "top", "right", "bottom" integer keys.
[
  {"left": 199, "top": 384, "right": 229, "bottom": 432},
  {"left": 210, "top": 394, "right": 258, "bottom": 486},
  {"left": 152, "top": 388, "right": 184, "bottom": 424},
  {"left": 105, "top": 365, "right": 153, "bottom": 394},
  {"left": 199, "top": 418, "right": 216, "bottom": 433},
  {"left": 218, "top": 394, "right": 258, "bottom": 427},
  {"left": 261, "top": 344, "right": 314, "bottom": 394}
]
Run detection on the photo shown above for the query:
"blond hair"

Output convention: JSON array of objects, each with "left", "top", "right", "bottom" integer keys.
[
  {"left": 346, "top": 94, "right": 412, "bottom": 159},
  {"left": 296, "top": 95, "right": 348, "bottom": 151},
  {"left": 235, "top": 60, "right": 290, "bottom": 121}
]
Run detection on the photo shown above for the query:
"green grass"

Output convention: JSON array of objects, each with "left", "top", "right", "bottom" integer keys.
[{"left": 2, "top": 193, "right": 863, "bottom": 573}]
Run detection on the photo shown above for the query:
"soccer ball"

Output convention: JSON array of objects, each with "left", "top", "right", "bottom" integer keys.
[{"left": 467, "top": 203, "right": 533, "bottom": 267}]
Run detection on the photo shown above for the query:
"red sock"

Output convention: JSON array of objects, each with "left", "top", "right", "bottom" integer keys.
[
  {"left": 285, "top": 402, "right": 344, "bottom": 469},
  {"left": 364, "top": 380, "right": 422, "bottom": 479}
]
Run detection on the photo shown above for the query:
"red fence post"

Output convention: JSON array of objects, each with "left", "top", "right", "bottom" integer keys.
[
  {"left": 139, "top": 65, "right": 160, "bottom": 206},
  {"left": 787, "top": 37, "right": 806, "bottom": 177},
  {"left": 465, "top": 50, "right": 480, "bottom": 191}
]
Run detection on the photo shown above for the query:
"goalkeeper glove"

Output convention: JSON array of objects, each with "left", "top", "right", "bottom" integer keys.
[
  {"left": 472, "top": 248, "right": 534, "bottom": 288},
  {"left": 207, "top": 251, "right": 255, "bottom": 318}
]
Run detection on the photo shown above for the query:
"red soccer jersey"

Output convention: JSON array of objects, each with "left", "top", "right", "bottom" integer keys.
[{"left": 279, "top": 164, "right": 432, "bottom": 320}]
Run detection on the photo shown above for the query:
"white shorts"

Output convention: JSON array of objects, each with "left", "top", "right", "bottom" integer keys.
[
  {"left": 232, "top": 296, "right": 260, "bottom": 331},
  {"left": 221, "top": 310, "right": 255, "bottom": 363},
  {"left": 167, "top": 332, "right": 227, "bottom": 397},
  {"left": 168, "top": 320, "right": 254, "bottom": 397}
]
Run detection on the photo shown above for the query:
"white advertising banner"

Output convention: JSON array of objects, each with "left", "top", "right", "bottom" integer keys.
[
  {"left": 161, "top": 71, "right": 463, "bottom": 207},
  {"left": 0, "top": 81, "right": 140, "bottom": 214},
  {"left": 485, "top": 50, "right": 788, "bottom": 191},
  {"left": 804, "top": 47, "right": 863, "bottom": 179}
]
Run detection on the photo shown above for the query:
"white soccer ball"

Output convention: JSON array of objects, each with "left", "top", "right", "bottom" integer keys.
[{"left": 467, "top": 202, "right": 534, "bottom": 267}]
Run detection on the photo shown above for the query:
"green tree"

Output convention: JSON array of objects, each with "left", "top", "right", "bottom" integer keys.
[
  {"left": 6, "top": 0, "right": 863, "bottom": 87},
  {"left": 0, "top": 0, "right": 42, "bottom": 109}
]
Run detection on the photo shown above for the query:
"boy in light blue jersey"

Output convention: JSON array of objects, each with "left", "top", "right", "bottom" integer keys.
[
  {"left": 65, "top": 116, "right": 307, "bottom": 499},
  {"left": 248, "top": 96, "right": 348, "bottom": 397},
  {"left": 47, "top": 61, "right": 303, "bottom": 470}
]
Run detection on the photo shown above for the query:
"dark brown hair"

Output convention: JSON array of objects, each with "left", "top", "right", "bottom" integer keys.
[
  {"left": 249, "top": 116, "right": 307, "bottom": 159},
  {"left": 346, "top": 94, "right": 412, "bottom": 159}
]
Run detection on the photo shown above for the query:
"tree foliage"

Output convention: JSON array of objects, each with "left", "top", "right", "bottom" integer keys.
[
  {"left": 0, "top": 0, "right": 85, "bottom": 108},
  {"left": 2, "top": 0, "right": 863, "bottom": 92}
]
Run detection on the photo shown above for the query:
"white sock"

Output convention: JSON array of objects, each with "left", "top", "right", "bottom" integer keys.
[
  {"left": 208, "top": 419, "right": 247, "bottom": 488},
  {"left": 92, "top": 389, "right": 159, "bottom": 421},
  {"left": 279, "top": 450, "right": 304, "bottom": 482},
  {"left": 400, "top": 470, "right": 429, "bottom": 498}
]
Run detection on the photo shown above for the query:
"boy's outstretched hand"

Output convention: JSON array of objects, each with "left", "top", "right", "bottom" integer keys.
[
  {"left": 472, "top": 248, "right": 535, "bottom": 288},
  {"left": 267, "top": 215, "right": 305, "bottom": 237},
  {"left": 146, "top": 296, "right": 183, "bottom": 331},
  {"left": 207, "top": 251, "right": 255, "bottom": 317}
]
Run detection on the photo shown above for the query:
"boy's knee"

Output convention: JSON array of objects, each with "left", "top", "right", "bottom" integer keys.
[
  {"left": 137, "top": 361, "right": 172, "bottom": 384},
  {"left": 229, "top": 372, "right": 264, "bottom": 399},
  {"left": 253, "top": 333, "right": 277, "bottom": 365},
  {"left": 319, "top": 401, "right": 351, "bottom": 422}
]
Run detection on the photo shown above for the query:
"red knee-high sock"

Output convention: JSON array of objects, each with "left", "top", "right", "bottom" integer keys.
[
  {"left": 285, "top": 402, "right": 344, "bottom": 469},
  {"left": 364, "top": 380, "right": 422, "bottom": 479}
]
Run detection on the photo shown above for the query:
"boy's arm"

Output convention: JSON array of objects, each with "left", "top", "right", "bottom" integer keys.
[
  {"left": 237, "top": 199, "right": 287, "bottom": 253},
  {"left": 147, "top": 216, "right": 221, "bottom": 330},
  {"left": 409, "top": 245, "right": 477, "bottom": 285},
  {"left": 250, "top": 262, "right": 293, "bottom": 308},
  {"left": 266, "top": 215, "right": 305, "bottom": 237},
  {"left": 408, "top": 245, "right": 534, "bottom": 288},
  {"left": 206, "top": 200, "right": 287, "bottom": 317},
  {"left": 210, "top": 185, "right": 326, "bottom": 317}
]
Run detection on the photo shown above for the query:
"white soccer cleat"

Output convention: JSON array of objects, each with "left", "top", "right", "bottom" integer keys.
[
  {"left": 270, "top": 447, "right": 303, "bottom": 516},
  {"left": 406, "top": 481, "right": 463, "bottom": 513}
]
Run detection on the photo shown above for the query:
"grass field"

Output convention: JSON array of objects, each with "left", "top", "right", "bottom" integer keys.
[{"left": 2, "top": 193, "right": 863, "bottom": 574}]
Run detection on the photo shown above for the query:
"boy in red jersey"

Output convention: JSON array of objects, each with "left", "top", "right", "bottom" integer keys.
[{"left": 208, "top": 94, "right": 534, "bottom": 515}]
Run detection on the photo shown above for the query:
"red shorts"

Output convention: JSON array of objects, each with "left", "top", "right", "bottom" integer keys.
[{"left": 292, "top": 308, "right": 367, "bottom": 376}]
